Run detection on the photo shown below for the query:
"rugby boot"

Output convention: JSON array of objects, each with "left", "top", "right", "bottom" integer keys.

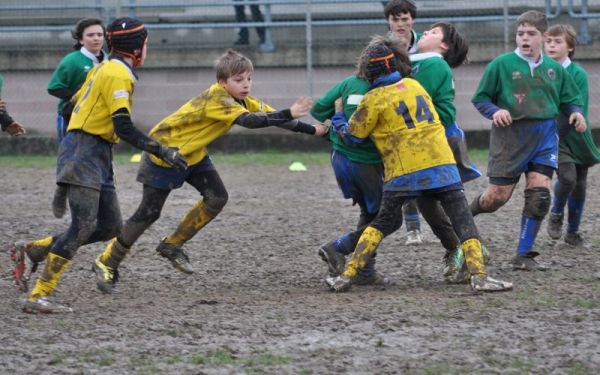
[
  {"left": 156, "top": 239, "right": 194, "bottom": 274},
  {"left": 352, "top": 271, "right": 391, "bottom": 287},
  {"left": 92, "top": 256, "right": 119, "bottom": 294},
  {"left": 405, "top": 229, "right": 423, "bottom": 245},
  {"left": 324, "top": 275, "right": 352, "bottom": 293},
  {"left": 547, "top": 213, "right": 563, "bottom": 240},
  {"left": 52, "top": 185, "right": 68, "bottom": 219},
  {"left": 318, "top": 241, "right": 346, "bottom": 277},
  {"left": 9, "top": 241, "right": 39, "bottom": 292},
  {"left": 511, "top": 255, "right": 548, "bottom": 271},
  {"left": 22, "top": 296, "right": 73, "bottom": 314},
  {"left": 564, "top": 232, "right": 584, "bottom": 247},
  {"left": 443, "top": 247, "right": 468, "bottom": 284},
  {"left": 470, "top": 275, "right": 513, "bottom": 292}
]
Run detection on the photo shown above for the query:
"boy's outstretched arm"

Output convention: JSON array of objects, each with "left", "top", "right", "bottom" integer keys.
[
  {"left": 112, "top": 108, "right": 187, "bottom": 170},
  {"left": 0, "top": 100, "right": 25, "bottom": 136}
]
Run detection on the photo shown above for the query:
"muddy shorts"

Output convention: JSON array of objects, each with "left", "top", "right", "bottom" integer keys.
[
  {"left": 137, "top": 153, "right": 216, "bottom": 190},
  {"left": 56, "top": 130, "right": 115, "bottom": 192},
  {"left": 488, "top": 118, "right": 558, "bottom": 181},
  {"left": 331, "top": 150, "right": 383, "bottom": 215},
  {"left": 445, "top": 122, "right": 482, "bottom": 183}
]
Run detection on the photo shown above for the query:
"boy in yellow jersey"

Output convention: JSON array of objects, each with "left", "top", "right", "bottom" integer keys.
[
  {"left": 324, "top": 42, "right": 512, "bottom": 293},
  {"left": 9, "top": 18, "right": 186, "bottom": 313},
  {"left": 91, "top": 49, "right": 327, "bottom": 293}
]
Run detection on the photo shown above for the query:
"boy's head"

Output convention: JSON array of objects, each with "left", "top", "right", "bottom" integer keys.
[
  {"left": 515, "top": 11, "right": 547, "bottom": 59},
  {"left": 417, "top": 22, "right": 468, "bottom": 68},
  {"left": 106, "top": 17, "right": 148, "bottom": 67},
  {"left": 357, "top": 33, "right": 411, "bottom": 80},
  {"left": 72, "top": 18, "right": 105, "bottom": 52},
  {"left": 545, "top": 24, "right": 577, "bottom": 61},
  {"left": 384, "top": 0, "right": 417, "bottom": 42},
  {"left": 360, "top": 43, "right": 398, "bottom": 83},
  {"left": 215, "top": 49, "right": 254, "bottom": 100}
]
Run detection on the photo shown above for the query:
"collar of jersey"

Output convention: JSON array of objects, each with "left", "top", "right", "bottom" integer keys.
[
  {"left": 110, "top": 57, "right": 138, "bottom": 81},
  {"left": 370, "top": 71, "right": 401, "bottom": 90},
  {"left": 410, "top": 52, "right": 443, "bottom": 62},
  {"left": 80, "top": 47, "right": 107, "bottom": 65},
  {"left": 561, "top": 57, "right": 572, "bottom": 69}
]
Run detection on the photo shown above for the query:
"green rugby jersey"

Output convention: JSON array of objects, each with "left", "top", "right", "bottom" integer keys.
[{"left": 472, "top": 51, "right": 582, "bottom": 120}]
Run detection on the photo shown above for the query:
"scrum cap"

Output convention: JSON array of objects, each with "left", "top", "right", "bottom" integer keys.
[
  {"left": 365, "top": 44, "right": 397, "bottom": 83},
  {"left": 106, "top": 17, "right": 148, "bottom": 67}
]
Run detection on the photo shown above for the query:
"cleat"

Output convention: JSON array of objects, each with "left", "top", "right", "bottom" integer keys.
[
  {"left": 317, "top": 242, "right": 346, "bottom": 277},
  {"left": 22, "top": 297, "right": 73, "bottom": 314},
  {"left": 443, "top": 247, "right": 470, "bottom": 284},
  {"left": 9, "top": 241, "right": 38, "bottom": 293},
  {"left": 511, "top": 255, "right": 548, "bottom": 271},
  {"left": 92, "top": 257, "right": 119, "bottom": 294},
  {"left": 482, "top": 244, "right": 491, "bottom": 265},
  {"left": 352, "top": 271, "right": 391, "bottom": 287},
  {"left": 156, "top": 239, "right": 194, "bottom": 274},
  {"left": 324, "top": 275, "right": 352, "bottom": 292},
  {"left": 405, "top": 230, "right": 423, "bottom": 245},
  {"left": 564, "top": 232, "right": 583, "bottom": 247},
  {"left": 52, "top": 185, "right": 68, "bottom": 219},
  {"left": 547, "top": 213, "right": 563, "bottom": 240},
  {"left": 470, "top": 275, "right": 513, "bottom": 292}
]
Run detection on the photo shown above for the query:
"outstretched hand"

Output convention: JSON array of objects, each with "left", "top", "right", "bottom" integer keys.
[
  {"left": 313, "top": 122, "right": 329, "bottom": 137},
  {"left": 290, "top": 97, "right": 313, "bottom": 118},
  {"left": 569, "top": 112, "right": 587, "bottom": 133},
  {"left": 0, "top": 100, "right": 6, "bottom": 113},
  {"left": 6, "top": 122, "right": 26, "bottom": 136}
]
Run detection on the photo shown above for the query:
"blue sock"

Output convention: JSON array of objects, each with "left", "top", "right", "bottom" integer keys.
[
  {"left": 567, "top": 196, "right": 585, "bottom": 233},
  {"left": 551, "top": 180, "right": 568, "bottom": 215},
  {"left": 334, "top": 233, "right": 355, "bottom": 255},
  {"left": 517, "top": 215, "right": 541, "bottom": 256},
  {"left": 404, "top": 213, "right": 420, "bottom": 232}
]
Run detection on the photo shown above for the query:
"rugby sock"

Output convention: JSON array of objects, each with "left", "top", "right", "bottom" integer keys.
[
  {"left": 461, "top": 238, "right": 486, "bottom": 277},
  {"left": 343, "top": 226, "right": 383, "bottom": 278},
  {"left": 551, "top": 180, "right": 569, "bottom": 215},
  {"left": 165, "top": 201, "right": 218, "bottom": 247},
  {"left": 333, "top": 233, "right": 355, "bottom": 255},
  {"left": 99, "top": 238, "right": 130, "bottom": 269},
  {"left": 517, "top": 215, "right": 541, "bottom": 256},
  {"left": 404, "top": 213, "right": 420, "bottom": 232},
  {"left": 567, "top": 196, "right": 585, "bottom": 234},
  {"left": 28, "top": 252, "right": 71, "bottom": 301},
  {"left": 27, "top": 236, "right": 54, "bottom": 263}
]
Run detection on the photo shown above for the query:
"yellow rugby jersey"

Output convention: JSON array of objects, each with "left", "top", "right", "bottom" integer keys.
[
  {"left": 348, "top": 77, "right": 455, "bottom": 182},
  {"left": 68, "top": 59, "right": 135, "bottom": 143},
  {"left": 148, "top": 82, "right": 275, "bottom": 167}
]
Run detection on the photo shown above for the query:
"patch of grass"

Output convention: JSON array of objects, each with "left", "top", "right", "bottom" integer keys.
[
  {"left": 568, "top": 363, "right": 593, "bottom": 375},
  {"left": 243, "top": 353, "right": 289, "bottom": 367},
  {"left": 467, "top": 148, "right": 488, "bottom": 164},
  {"left": 190, "top": 350, "right": 236, "bottom": 366},
  {"left": 164, "top": 355, "right": 184, "bottom": 365},
  {"left": 47, "top": 356, "right": 64, "bottom": 365},
  {"left": 423, "top": 365, "right": 463, "bottom": 375},
  {"left": 510, "top": 358, "right": 536, "bottom": 372},
  {"left": 79, "top": 351, "right": 116, "bottom": 367},
  {"left": 576, "top": 299, "right": 599, "bottom": 309}
]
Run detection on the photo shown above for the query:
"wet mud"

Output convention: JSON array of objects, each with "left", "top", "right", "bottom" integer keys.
[{"left": 1, "top": 160, "right": 599, "bottom": 374}]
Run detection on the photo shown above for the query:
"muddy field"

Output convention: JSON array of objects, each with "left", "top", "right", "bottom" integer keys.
[{"left": 0, "top": 157, "right": 599, "bottom": 375}]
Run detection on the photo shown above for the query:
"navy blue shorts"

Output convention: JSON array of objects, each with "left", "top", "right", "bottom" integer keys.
[
  {"left": 137, "top": 153, "right": 216, "bottom": 190},
  {"left": 331, "top": 150, "right": 383, "bottom": 215},
  {"left": 56, "top": 130, "right": 115, "bottom": 192}
]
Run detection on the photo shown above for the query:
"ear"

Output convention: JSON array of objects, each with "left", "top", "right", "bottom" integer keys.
[
  {"left": 440, "top": 41, "right": 449, "bottom": 54},
  {"left": 217, "top": 78, "right": 227, "bottom": 86}
]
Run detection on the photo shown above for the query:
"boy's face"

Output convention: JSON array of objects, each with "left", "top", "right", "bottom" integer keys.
[
  {"left": 80, "top": 24, "right": 105, "bottom": 55},
  {"left": 387, "top": 12, "right": 415, "bottom": 41},
  {"left": 544, "top": 34, "right": 572, "bottom": 63},
  {"left": 219, "top": 71, "right": 253, "bottom": 100},
  {"left": 416, "top": 26, "right": 447, "bottom": 54},
  {"left": 516, "top": 23, "right": 544, "bottom": 59}
]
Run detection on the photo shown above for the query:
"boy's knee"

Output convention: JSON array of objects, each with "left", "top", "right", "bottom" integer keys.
[
  {"left": 477, "top": 192, "right": 508, "bottom": 213},
  {"left": 205, "top": 192, "right": 228, "bottom": 213},
  {"left": 523, "top": 187, "right": 551, "bottom": 219}
]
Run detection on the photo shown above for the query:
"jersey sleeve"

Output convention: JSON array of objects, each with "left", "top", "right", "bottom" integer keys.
[
  {"left": 311, "top": 79, "right": 344, "bottom": 122},
  {"left": 105, "top": 74, "right": 134, "bottom": 115},
  {"left": 48, "top": 55, "right": 77, "bottom": 92},
  {"left": 471, "top": 59, "right": 499, "bottom": 104},
  {"left": 347, "top": 92, "right": 379, "bottom": 139},
  {"left": 571, "top": 66, "right": 589, "bottom": 118},
  {"left": 206, "top": 92, "right": 248, "bottom": 126}
]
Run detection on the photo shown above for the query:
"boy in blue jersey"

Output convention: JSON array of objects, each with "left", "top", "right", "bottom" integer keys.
[
  {"left": 323, "top": 42, "right": 512, "bottom": 293},
  {"left": 470, "top": 11, "right": 586, "bottom": 271}
]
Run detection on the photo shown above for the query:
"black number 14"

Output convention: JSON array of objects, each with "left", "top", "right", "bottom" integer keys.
[{"left": 396, "top": 95, "right": 434, "bottom": 129}]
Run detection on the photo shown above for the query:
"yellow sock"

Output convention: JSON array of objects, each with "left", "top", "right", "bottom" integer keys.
[
  {"left": 99, "top": 238, "right": 130, "bottom": 269},
  {"left": 27, "top": 236, "right": 54, "bottom": 263},
  {"left": 462, "top": 238, "right": 486, "bottom": 277},
  {"left": 343, "top": 227, "right": 384, "bottom": 278},
  {"left": 28, "top": 253, "right": 71, "bottom": 302},
  {"left": 165, "top": 201, "right": 218, "bottom": 247}
]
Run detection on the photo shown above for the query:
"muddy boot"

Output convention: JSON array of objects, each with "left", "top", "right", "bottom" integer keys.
[
  {"left": 92, "top": 257, "right": 120, "bottom": 294},
  {"left": 52, "top": 185, "right": 68, "bottom": 219},
  {"left": 23, "top": 253, "right": 73, "bottom": 314},
  {"left": 405, "top": 229, "right": 423, "bottom": 245},
  {"left": 352, "top": 271, "right": 390, "bottom": 287},
  {"left": 22, "top": 297, "right": 73, "bottom": 314},
  {"left": 318, "top": 241, "right": 346, "bottom": 277},
  {"left": 547, "top": 212, "right": 563, "bottom": 240},
  {"left": 443, "top": 247, "right": 469, "bottom": 284},
  {"left": 470, "top": 275, "right": 513, "bottom": 292},
  {"left": 511, "top": 255, "right": 548, "bottom": 271},
  {"left": 564, "top": 232, "right": 583, "bottom": 247},
  {"left": 324, "top": 275, "right": 352, "bottom": 293},
  {"left": 8, "top": 241, "right": 40, "bottom": 292},
  {"left": 156, "top": 239, "right": 193, "bottom": 274}
]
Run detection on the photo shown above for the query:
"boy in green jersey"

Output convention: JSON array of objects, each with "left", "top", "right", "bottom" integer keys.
[
  {"left": 470, "top": 11, "right": 586, "bottom": 271},
  {"left": 544, "top": 24, "right": 600, "bottom": 246}
]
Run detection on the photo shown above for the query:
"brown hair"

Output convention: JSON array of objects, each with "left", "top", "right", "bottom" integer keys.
[
  {"left": 384, "top": 0, "right": 417, "bottom": 20},
  {"left": 431, "top": 22, "right": 469, "bottom": 68},
  {"left": 516, "top": 10, "right": 548, "bottom": 33},
  {"left": 547, "top": 24, "right": 577, "bottom": 58},
  {"left": 357, "top": 33, "right": 412, "bottom": 79},
  {"left": 215, "top": 49, "right": 254, "bottom": 81}
]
